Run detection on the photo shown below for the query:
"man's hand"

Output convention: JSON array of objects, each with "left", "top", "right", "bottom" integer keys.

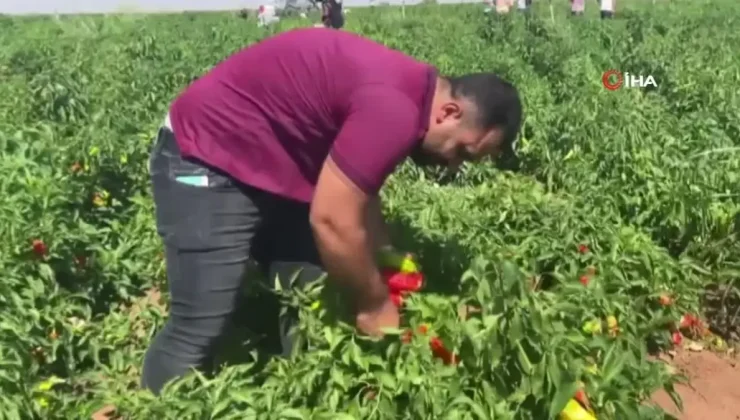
[{"left": 355, "top": 296, "right": 400, "bottom": 337}]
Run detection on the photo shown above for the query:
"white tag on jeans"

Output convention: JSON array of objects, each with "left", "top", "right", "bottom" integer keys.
[{"left": 175, "top": 175, "right": 209, "bottom": 187}]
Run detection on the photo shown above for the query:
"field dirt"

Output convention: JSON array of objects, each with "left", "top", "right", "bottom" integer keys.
[
  {"left": 651, "top": 347, "right": 740, "bottom": 420},
  {"left": 91, "top": 405, "right": 117, "bottom": 420}
]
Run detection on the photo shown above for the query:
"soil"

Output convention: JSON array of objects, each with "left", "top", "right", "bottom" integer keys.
[
  {"left": 91, "top": 405, "right": 117, "bottom": 420},
  {"left": 651, "top": 347, "right": 740, "bottom": 420}
]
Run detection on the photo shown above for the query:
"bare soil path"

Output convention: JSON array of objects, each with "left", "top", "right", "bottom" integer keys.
[{"left": 651, "top": 347, "right": 740, "bottom": 420}]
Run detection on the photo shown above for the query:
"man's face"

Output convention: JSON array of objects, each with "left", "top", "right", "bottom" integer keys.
[{"left": 412, "top": 101, "right": 505, "bottom": 172}]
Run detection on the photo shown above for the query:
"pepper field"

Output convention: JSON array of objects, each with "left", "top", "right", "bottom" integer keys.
[{"left": 2, "top": 0, "right": 740, "bottom": 418}]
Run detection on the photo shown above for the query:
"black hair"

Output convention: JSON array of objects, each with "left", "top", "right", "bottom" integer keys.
[{"left": 445, "top": 73, "right": 523, "bottom": 154}]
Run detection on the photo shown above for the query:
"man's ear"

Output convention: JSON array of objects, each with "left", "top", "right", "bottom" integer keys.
[
  {"left": 311, "top": 156, "right": 370, "bottom": 225},
  {"left": 440, "top": 102, "right": 463, "bottom": 121}
]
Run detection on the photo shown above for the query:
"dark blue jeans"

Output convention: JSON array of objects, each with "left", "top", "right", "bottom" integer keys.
[{"left": 141, "top": 126, "right": 324, "bottom": 394}]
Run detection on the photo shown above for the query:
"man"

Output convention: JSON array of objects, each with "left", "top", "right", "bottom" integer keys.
[{"left": 141, "top": 27, "right": 522, "bottom": 395}]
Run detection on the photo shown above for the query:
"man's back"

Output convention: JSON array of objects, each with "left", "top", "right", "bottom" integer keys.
[{"left": 170, "top": 28, "right": 435, "bottom": 203}]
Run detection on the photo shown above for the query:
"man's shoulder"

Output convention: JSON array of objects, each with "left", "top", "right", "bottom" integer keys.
[{"left": 349, "top": 59, "right": 435, "bottom": 112}]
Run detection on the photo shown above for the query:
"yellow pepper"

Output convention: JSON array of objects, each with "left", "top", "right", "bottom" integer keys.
[
  {"left": 582, "top": 320, "right": 602, "bottom": 334},
  {"left": 606, "top": 316, "right": 617, "bottom": 330},
  {"left": 559, "top": 399, "right": 597, "bottom": 420},
  {"left": 378, "top": 248, "right": 419, "bottom": 273},
  {"left": 93, "top": 190, "right": 110, "bottom": 207},
  {"left": 36, "top": 376, "right": 63, "bottom": 392},
  {"left": 606, "top": 315, "right": 619, "bottom": 336},
  {"left": 585, "top": 364, "right": 598, "bottom": 375}
]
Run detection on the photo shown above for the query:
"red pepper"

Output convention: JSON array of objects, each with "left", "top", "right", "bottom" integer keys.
[
  {"left": 574, "top": 389, "right": 590, "bottom": 409},
  {"left": 678, "top": 313, "right": 708, "bottom": 338},
  {"left": 399, "top": 326, "right": 457, "bottom": 365},
  {"left": 429, "top": 336, "right": 458, "bottom": 365},
  {"left": 400, "top": 324, "right": 429, "bottom": 343},
  {"left": 386, "top": 263, "right": 456, "bottom": 365},
  {"left": 679, "top": 314, "right": 700, "bottom": 329},
  {"left": 577, "top": 244, "right": 589, "bottom": 254},
  {"left": 390, "top": 292, "right": 404, "bottom": 308},
  {"left": 382, "top": 269, "right": 423, "bottom": 293},
  {"left": 31, "top": 239, "right": 48, "bottom": 257}
]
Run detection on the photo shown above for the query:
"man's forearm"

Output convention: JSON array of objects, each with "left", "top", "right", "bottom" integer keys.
[{"left": 311, "top": 218, "right": 388, "bottom": 311}]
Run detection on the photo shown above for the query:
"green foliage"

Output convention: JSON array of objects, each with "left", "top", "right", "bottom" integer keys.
[{"left": 0, "top": 1, "right": 738, "bottom": 418}]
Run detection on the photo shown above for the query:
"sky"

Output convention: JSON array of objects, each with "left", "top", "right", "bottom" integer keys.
[{"left": 1, "top": 0, "right": 473, "bottom": 15}]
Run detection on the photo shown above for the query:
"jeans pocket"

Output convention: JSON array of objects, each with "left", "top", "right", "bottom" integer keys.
[
  {"left": 152, "top": 165, "right": 214, "bottom": 250},
  {"left": 169, "top": 159, "right": 234, "bottom": 189},
  {"left": 149, "top": 127, "right": 234, "bottom": 189},
  {"left": 149, "top": 130, "right": 244, "bottom": 250}
]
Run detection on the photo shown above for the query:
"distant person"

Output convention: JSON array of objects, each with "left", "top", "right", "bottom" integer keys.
[
  {"left": 257, "top": 5, "right": 280, "bottom": 27},
  {"left": 600, "top": 0, "right": 614, "bottom": 18},
  {"left": 321, "top": 0, "right": 344, "bottom": 28},
  {"left": 517, "top": 0, "right": 532, "bottom": 12},
  {"left": 495, "top": 0, "right": 512, "bottom": 14},
  {"left": 140, "top": 27, "right": 522, "bottom": 395},
  {"left": 483, "top": 0, "right": 494, "bottom": 13},
  {"left": 571, "top": 0, "right": 585, "bottom": 16}
]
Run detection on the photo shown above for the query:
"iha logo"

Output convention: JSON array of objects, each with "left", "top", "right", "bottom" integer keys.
[{"left": 602, "top": 70, "right": 657, "bottom": 90}]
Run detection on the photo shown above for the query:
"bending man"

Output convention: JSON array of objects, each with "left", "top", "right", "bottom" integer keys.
[{"left": 141, "top": 27, "right": 522, "bottom": 395}]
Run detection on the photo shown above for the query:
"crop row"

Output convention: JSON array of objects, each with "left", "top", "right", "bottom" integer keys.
[{"left": 0, "top": 1, "right": 738, "bottom": 418}]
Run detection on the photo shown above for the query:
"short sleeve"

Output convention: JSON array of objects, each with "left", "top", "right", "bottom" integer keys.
[{"left": 329, "top": 87, "right": 421, "bottom": 195}]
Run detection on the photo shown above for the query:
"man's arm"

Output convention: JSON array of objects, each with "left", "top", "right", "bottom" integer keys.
[
  {"left": 310, "top": 157, "right": 387, "bottom": 311},
  {"left": 310, "top": 87, "right": 420, "bottom": 316}
]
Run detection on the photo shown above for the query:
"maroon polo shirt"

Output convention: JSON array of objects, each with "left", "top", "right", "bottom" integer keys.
[{"left": 168, "top": 27, "right": 436, "bottom": 203}]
